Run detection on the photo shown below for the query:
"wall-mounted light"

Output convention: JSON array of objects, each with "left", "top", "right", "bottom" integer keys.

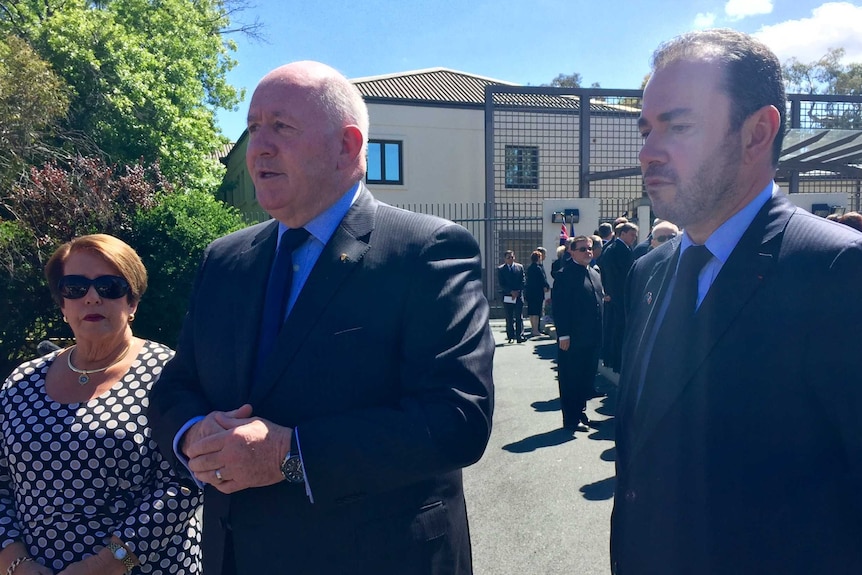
[{"left": 551, "top": 209, "right": 580, "bottom": 223}]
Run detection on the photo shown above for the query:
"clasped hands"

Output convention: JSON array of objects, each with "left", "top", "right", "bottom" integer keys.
[{"left": 181, "top": 404, "right": 292, "bottom": 494}]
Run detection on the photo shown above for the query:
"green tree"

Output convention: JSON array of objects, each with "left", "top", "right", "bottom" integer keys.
[
  {"left": 1, "top": 0, "right": 249, "bottom": 191},
  {"left": 131, "top": 188, "right": 245, "bottom": 345},
  {"left": 545, "top": 72, "right": 583, "bottom": 88},
  {"left": 0, "top": 34, "right": 71, "bottom": 189},
  {"left": 0, "top": 156, "right": 245, "bottom": 376},
  {"left": 783, "top": 48, "right": 862, "bottom": 129}
]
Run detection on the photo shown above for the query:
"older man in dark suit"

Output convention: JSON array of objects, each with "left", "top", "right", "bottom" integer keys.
[
  {"left": 148, "top": 61, "right": 494, "bottom": 575},
  {"left": 611, "top": 29, "right": 862, "bottom": 575}
]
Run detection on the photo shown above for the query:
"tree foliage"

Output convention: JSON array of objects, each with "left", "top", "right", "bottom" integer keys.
[
  {"left": 130, "top": 188, "right": 245, "bottom": 344},
  {"left": 0, "top": 157, "right": 245, "bottom": 377},
  {"left": 0, "top": 0, "right": 247, "bottom": 190},
  {"left": 783, "top": 48, "right": 862, "bottom": 129},
  {"left": 545, "top": 72, "right": 583, "bottom": 88},
  {"left": 0, "top": 34, "right": 71, "bottom": 189},
  {"left": 543, "top": 72, "right": 601, "bottom": 89}
]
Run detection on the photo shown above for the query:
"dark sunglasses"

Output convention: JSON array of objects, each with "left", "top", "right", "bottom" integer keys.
[
  {"left": 655, "top": 233, "right": 678, "bottom": 243},
  {"left": 58, "top": 275, "right": 130, "bottom": 300},
  {"left": 573, "top": 246, "right": 593, "bottom": 252}
]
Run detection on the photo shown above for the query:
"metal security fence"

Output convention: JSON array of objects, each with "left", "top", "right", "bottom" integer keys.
[{"left": 781, "top": 94, "right": 862, "bottom": 211}]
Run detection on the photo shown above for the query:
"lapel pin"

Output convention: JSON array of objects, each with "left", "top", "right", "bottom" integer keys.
[
  {"left": 645, "top": 292, "right": 653, "bottom": 305},
  {"left": 340, "top": 253, "right": 349, "bottom": 262}
]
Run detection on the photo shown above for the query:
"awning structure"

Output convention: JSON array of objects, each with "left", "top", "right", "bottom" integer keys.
[{"left": 778, "top": 129, "right": 862, "bottom": 179}]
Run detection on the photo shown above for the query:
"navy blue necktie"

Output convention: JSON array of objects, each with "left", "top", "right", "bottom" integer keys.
[
  {"left": 256, "top": 228, "right": 310, "bottom": 376},
  {"left": 637, "top": 245, "right": 712, "bottom": 415}
]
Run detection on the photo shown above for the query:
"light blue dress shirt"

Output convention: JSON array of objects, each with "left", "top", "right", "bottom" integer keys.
[
  {"left": 174, "top": 182, "right": 362, "bottom": 500},
  {"left": 635, "top": 181, "right": 777, "bottom": 404}
]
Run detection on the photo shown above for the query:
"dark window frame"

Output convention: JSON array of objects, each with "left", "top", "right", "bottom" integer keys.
[
  {"left": 504, "top": 145, "right": 539, "bottom": 189},
  {"left": 366, "top": 139, "right": 404, "bottom": 185}
]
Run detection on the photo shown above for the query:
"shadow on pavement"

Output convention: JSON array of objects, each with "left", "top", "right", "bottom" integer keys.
[
  {"left": 531, "top": 397, "right": 561, "bottom": 412},
  {"left": 601, "top": 446, "right": 616, "bottom": 462},
  {"left": 502, "top": 428, "right": 575, "bottom": 453},
  {"left": 532, "top": 341, "right": 557, "bottom": 361},
  {"left": 580, "top": 475, "right": 616, "bottom": 501}
]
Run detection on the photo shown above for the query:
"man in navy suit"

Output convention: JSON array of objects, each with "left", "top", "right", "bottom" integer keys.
[
  {"left": 599, "top": 222, "right": 638, "bottom": 372},
  {"left": 148, "top": 61, "right": 494, "bottom": 575},
  {"left": 497, "top": 250, "right": 526, "bottom": 342},
  {"left": 611, "top": 29, "right": 862, "bottom": 574}
]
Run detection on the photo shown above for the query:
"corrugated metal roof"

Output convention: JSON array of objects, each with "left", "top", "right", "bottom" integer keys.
[
  {"left": 353, "top": 68, "right": 515, "bottom": 105},
  {"left": 352, "top": 67, "right": 640, "bottom": 114},
  {"left": 211, "top": 142, "right": 235, "bottom": 163}
]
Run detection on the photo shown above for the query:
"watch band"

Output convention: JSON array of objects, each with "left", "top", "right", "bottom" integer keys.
[{"left": 106, "top": 542, "right": 136, "bottom": 574}]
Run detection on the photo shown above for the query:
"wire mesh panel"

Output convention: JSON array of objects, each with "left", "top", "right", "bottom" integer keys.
[{"left": 781, "top": 95, "right": 862, "bottom": 210}]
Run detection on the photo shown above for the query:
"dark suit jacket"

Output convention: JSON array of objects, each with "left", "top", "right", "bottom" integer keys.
[
  {"left": 612, "top": 193, "right": 862, "bottom": 575},
  {"left": 551, "top": 261, "right": 603, "bottom": 347},
  {"left": 148, "top": 186, "right": 494, "bottom": 575},
  {"left": 631, "top": 237, "right": 651, "bottom": 260},
  {"left": 497, "top": 261, "right": 525, "bottom": 299},
  {"left": 524, "top": 262, "right": 549, "bottom": 305},
  {"left": 599, "top": 238, "right": 633, "bottom": 303}
]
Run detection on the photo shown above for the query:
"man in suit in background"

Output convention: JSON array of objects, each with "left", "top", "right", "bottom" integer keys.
[
  {"left": 611, "top": 29, "right": 862, "bottom": 574},
  {"left": 552, "top": 236, "right": 604, "bottom": 432},
  {"left": 599, "top": 222, "right": 638, "bottom": 372},
  {"left": 148, "top": 61, "right": 494, "bottom": 575},
  {"left": 631, "top": 218, "right": 659, "bottom": 260},
  {"left": 498, "top": 250, "right": 526, "bottom": 343}
]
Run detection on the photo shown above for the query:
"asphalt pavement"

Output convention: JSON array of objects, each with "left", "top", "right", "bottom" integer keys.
[{"left": 463, "top": 319, "right": 618, "bottom": 575}]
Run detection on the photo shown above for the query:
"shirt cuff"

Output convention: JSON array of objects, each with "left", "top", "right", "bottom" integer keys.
[
  {"left": 293, "top": 427, "right": 314, "bottom": 504},
  {"left": 173, "top": 416, "right": 205, "bottom": 489}
]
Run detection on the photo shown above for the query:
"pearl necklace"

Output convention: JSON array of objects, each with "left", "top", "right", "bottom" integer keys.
[{"left": 66, "top": 342, "right": 132, "bottom": 385}]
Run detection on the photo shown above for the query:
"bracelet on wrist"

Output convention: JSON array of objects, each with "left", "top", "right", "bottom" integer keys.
[{"left": 6, "top": 557, "right": 33, "bottom": 575}]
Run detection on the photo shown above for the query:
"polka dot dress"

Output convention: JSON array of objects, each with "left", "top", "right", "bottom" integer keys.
[{"left": 0, "top": 341, "right": 201, "bottom": 573}]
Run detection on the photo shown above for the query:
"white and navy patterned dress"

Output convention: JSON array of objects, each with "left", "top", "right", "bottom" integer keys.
[{"left": 0, "top": 341, "right": 201, "bottom": 573}]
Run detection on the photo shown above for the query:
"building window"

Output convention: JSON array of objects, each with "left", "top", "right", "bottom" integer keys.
[
  {"left": 505, "top": 145, "right": 539, "bottom": 189},
  {"left": 367, "top": 140, "right": 403, "bottom": 185}
]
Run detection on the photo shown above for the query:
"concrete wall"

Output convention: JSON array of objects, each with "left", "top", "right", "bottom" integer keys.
[{"left": 365, "top": 103, "right": 486, "bottom": 206}]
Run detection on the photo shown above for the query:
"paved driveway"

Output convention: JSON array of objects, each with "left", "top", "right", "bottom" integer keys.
[{"left": 463, "top": 320, "right": 618, "bottom": 575}]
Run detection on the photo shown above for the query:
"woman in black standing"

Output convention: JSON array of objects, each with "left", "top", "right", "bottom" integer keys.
[{"left": 524, "top": 250, "right": 549, "bottom": 338}]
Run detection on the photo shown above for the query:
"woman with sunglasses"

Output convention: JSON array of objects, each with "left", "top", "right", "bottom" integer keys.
[{"left": 0, "top": 234, "right": 200, "bottom": 575}]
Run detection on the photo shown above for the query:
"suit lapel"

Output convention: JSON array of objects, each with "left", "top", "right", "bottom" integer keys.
[
  {"left": 618, "top": 246, "right": 676, "bottom": 432},
  {"left": 630, "top": 194, "right": 794, "bottom": 455},
  {"left": 248, "top": 190, "right": 376, "bottom": 404}
]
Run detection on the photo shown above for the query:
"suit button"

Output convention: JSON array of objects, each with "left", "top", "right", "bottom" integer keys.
[{"left": 625, "top": 489, "right": 637, "bottom": 502}]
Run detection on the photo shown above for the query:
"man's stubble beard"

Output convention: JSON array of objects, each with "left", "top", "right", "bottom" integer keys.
[{"left": 649, "top": 132, "right": 742, "bottom": 231}]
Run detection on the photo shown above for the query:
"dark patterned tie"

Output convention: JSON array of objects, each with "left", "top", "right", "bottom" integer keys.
[
  {"left": 256, "top": 228, "right": 310, "bottom": 376},
  {"left": 637, "top": 244, "right": 713, "bottom": 414}
]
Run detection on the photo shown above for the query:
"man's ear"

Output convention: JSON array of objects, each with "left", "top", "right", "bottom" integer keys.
[
  {"left": 338, "top": 125, "right": 364, "bottom": 169},
  {"left": 741, "top": 104, "right": 780, "bottom": 165}
]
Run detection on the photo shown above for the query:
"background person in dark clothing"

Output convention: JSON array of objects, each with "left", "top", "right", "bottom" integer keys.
[
  {"left": 524, "top": 250, "right": 550, "bottom": 338},
  {"left": 497, "top": 250, "right": 526, "bottom": 343},
  {"left": 552, "top": 236, "right": 604, "bottom": 432}
]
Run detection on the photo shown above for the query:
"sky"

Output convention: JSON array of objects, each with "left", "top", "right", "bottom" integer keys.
[{"left": 214, "top": 0, "right": 862, "bottom": 141}]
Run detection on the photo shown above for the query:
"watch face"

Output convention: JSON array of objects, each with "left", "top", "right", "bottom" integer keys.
[{"left": 281, "top": 455, "right": 304, "bottom": 483}]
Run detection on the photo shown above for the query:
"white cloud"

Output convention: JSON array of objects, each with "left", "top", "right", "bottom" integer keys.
[
  {"left": 754, "top": 2, "right": 862, "bottom": 64},
  {"left": 693, "top": 12, "right": 717, "bottom": 28},
  {"left": 725, "top": 0, "right": 773, "bottom": 20}
]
